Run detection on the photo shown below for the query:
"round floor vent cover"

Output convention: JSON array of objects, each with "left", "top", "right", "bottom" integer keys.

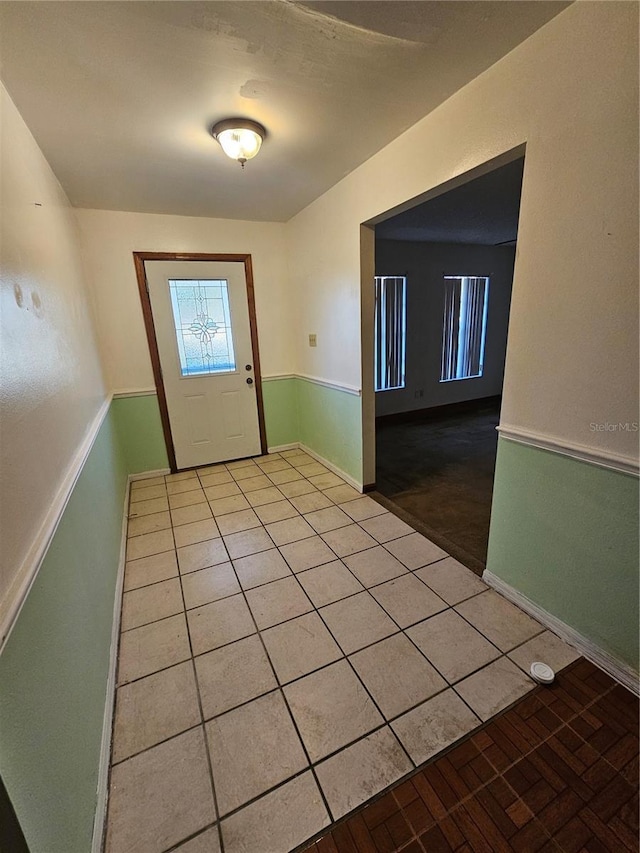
[{"left": 530, "top": 661, "right": 555, "bottom": 684}]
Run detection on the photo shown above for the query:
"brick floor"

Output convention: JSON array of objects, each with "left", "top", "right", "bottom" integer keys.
[{"left": 302, "top": 659, "right": 639, "bottom": 852}]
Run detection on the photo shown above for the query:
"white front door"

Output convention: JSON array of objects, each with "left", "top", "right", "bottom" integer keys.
[{"left": 145, "top": 260, "right": 262, "bottom": 469}]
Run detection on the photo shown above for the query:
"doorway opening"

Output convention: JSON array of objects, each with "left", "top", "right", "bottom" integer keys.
[
  {"left": 368, "top": 155, "right": 524, "bottom": 574},
  {"left": 133, "top": 252, "right": 267, "bottom": 471}
]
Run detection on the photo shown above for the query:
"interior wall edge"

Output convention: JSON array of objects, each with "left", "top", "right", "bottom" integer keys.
[
  {"left": 0, "top": 394, "right": 113, "bottom": 653},
  {"left": 263, "top": 373, "right": 361, "bottom": 396},
  {"left": 483, "top": 570, "right": 639, "bottom": 696}
]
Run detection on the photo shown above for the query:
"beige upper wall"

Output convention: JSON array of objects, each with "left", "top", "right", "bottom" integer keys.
[
  {"left": 75, "top": 209, "right": 292, "bottom": 392},
  {"left": 287, "top": 1, "right": 639, "bottom": 466},
  {"left": 0, "top": 84, "right": 106, "bottom": 626}
]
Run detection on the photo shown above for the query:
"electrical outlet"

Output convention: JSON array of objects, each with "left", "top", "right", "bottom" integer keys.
[{"left": 308, "top": 334, "right": 317, "bottom": 347}]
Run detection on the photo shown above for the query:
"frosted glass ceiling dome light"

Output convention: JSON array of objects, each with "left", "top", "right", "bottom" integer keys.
[{"left": 211, "top": 119, "right": 266, "bottom": 168}]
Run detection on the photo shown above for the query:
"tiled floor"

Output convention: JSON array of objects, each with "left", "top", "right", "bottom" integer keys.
[
  {"left": 303, "top": 658, "right": 640, "bottom": 853},
  {"left": 106, "top": 449, "right": 584, "bottom": 853}
]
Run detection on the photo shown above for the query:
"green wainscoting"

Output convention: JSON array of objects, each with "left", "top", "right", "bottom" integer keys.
[
  {"left": 0, "top": 405, "right": 128, "bottom": 853},
  {"left": 487, "top": 438, "right": 639, "bottom": 671},
  {"left": 111, "top": 393, "right": 169, "bottom": 474},
  {"left": 262, "top": 377, "right": 299, "bottom": 448}
]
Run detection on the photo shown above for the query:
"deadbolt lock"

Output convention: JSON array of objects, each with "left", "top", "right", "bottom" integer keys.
[{"left": 245, "top": 364, "right": 252, "bottom": 371}]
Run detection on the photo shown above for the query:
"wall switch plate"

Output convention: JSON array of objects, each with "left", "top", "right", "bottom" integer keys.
[{"left": 308, "top": 334, "right": 317, "bottom": 347}]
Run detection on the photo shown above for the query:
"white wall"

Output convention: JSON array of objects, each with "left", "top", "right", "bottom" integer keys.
[
  {"left": 375, "top": 240, "right": 515, "bottom": 417},
  {"left": 0, "top": 84, "right": 106, "bottom": 627},
  {"left": 287, "top": 1, "right": 639, "bottom": 480},
  {"left": 75, "top": 210, "right": 292, "bottom": 393}
]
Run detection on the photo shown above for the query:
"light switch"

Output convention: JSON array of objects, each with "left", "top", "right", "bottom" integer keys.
[{"left": 308, "top": 334, "right": 317, "bottom": 347}]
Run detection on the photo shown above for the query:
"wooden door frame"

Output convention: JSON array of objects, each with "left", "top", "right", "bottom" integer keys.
[{"left": 133, "top": 251, "right": 268, "bottom": 472}]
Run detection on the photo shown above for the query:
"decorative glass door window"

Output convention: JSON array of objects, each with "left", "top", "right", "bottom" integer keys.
[
  {"left": 440, "top": 275, "right": 489, "bottom": 382},
  {"left": 168, "top": 279, "right": 236, "bottom": 376}
]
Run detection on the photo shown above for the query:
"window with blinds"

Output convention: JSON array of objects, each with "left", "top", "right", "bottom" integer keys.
[
  {"left": 440, "top": 276, "right": 489, "bottom": 382},
  {"left": 374, "top": 275, "right": 406, "bottom": 391}
]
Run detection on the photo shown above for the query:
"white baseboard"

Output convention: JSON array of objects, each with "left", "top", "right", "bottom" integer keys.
[
  {"left": 129, "top": 468, "right": 171, "bottom": 482},
  {"left": 483, "top": 570, "right": 639, "bottom": 696},
  {"left": 91, "top": 479, "right": 130, "bottom": 853},
  {"left": 268, "top": 442, "right": 362, "bottom": 491}
]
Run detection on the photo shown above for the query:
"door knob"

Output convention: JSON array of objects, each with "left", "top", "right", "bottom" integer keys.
[{"left": 246, "top": 377, "right": 254, "bottom": 385}]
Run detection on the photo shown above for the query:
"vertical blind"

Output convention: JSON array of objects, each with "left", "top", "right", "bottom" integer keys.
[
  {"left": 440, "top": 276, "right": 489, "bottom": 382},
  {"left": 374, "top": 276, "right": 406, "bottom": 391}
]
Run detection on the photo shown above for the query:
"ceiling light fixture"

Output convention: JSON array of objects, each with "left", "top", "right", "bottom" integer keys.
[{"left": 210, "top": 118, "right": 266, "bottom": 168}]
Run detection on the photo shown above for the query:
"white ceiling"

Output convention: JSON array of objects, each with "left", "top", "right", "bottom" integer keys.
[
  {"left": 0, "top": 1, "right": 569, "bottom": 222},
  {"left": 376, "top": 156, "right": 525, "bottom": 245}
]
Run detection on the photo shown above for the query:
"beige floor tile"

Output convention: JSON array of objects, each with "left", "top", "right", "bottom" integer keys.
[
  {"left": 265, "top": 516, "right": 315, "bottom": 546},
  {"left": 391, "top": 689, "right": 480, "bottom": 765},
  {"left": 341, "top": 496, "right": 388, "bottom": 522},
  {"left": 125, "top": 528, "right": 174, "bottom": 562},
  {"left": 195, "top": 635, "right": 277, "bottom": 719},
  {"left": 359, "top": 513, "right": 415, "bottom": 543},
  {"left": 254, "top": 500, "right": 299, "bottom": 524},
  {"left": 321, "top": 524, "right": 378, "bottom": 558},
  {"left": 167, "top": 478, "right": 207, "bottom": 496},
  {"left": 129, "top": 496, "right": 170, "bottom": 518},
  {"left": 166, "top": 470, "right": 199, "bottom": 483},
  {"left": 384, "top": 532, "right": 448, "bottom": 570},
  {"left": 187, "top": 594, "right": 255, "bottom": 655},
  {"left": 207, "top": 691, "right": 308, "bottom": 816},
  {"left": 455, "top": 657, "right": 535, "bottom": 721},
  {"left": 118, "top": 613, "right": 191, "bottom": 684},
  {"left": 262, "top": 612, "right": 343, "bottom": 683},
  {"left": 284, "top": 659, "right": 383, "bottom": 762},
  {"left": 181, "top": 563, "right": 241, "bottom": 609},
  {"left": 278, "top": 479, "right": 318, "bottom": 498},
  {"left": 309, "top": 473, "right": 345, "bottom": 490},
  {"left": 199, "top": 470, "right": 234, "bottom": 488},
  {"left": 408, "top": 610, "right": 500, "bottom": 683},
  {"left": 112, "top": 661, "right": 200, "bottom": 763},
  {"left": 267, "top": 467, "right": 304, "bottom": 485},
  {"left": 316, "top": 727, "right": 412, "bottom": 820},
  {"left": 106, "top": 728, "right": 215, "bottom": 853},
  {"left": 220, "top": 772, "right": 329, "bottom": 853},
  {"left": 297, "top": 560, "right": 364, "bottom": 607},
  {"left": 369, "top": 574, "right": 447, "bottom": 628},
  {"left": 256, "top": 458, "right": 292, "bottom": 474},
  {"left": 322, "top": 484, "right": 362, "bottom": 503},
  {"left": 508, "top": 630, "right": 581, "bottom": 674},
  {"left": 168, "top": 489, "right": 207, "bottom": 510},
  {"left": 171, "top": 503, "right": 213, "bottom": 527},
  {"left": 173, "top": 827, "right": 220, "bottom": 853},
  {"left": 455, "top": 589, "right": 542, "bottom": 652},
  {"left": 131, "top": 475, "right": 165, "bottom": 490},
  {"left": 130, "top": 483, "right": 167, "bottom": 502},
  {"left": 416, "top": 557, "right": 488, "bottom": 604},
  {"left": 216, "top": 508, "right": 261, "bottom": 536},
  {"left": 230, "top": 464, "right": 261, "bottom": 480},
  {"left": 209, "top": 494, "right": 251, "bottom": 516},
  {"left": 127, "top": 511, "right": 171, "bottom": 538},
  {"left": 233, "top": 548, "right": 292, "bottom": 590},
  {"left": 289, "top": 453, "right": 315, "bottom": 467},
  {"left": 319, "top": 592, "right": 397, "bottom": 654},
  {"left": 343, "top": 546, "right": 408, "bottom": 587},
  {"left": 173, "top": 518, "right": 220, "bottom": 549},
  {"left": 350, "top": 633, "right": 447, "bottom": 719},
  {"left": 237, "top": 474, "right": 272, "bottom": 493},
  {"left": 245, "top": 576, "right": 313, "bottom": 629},
  {"left": 121, "top": 578, "right": 184, "bottom": 631},
  {"left": 124, "top": 550, "right": 179, "bottom": 591},
  {"left": 204, "top": 482, "right": 242, "bottom": 501},
  {"left": 226, "top": 458, "right": 258, "bottom": 470},
  {"left": 296, "top": 462, "right": 329, "bottom": 478},
  {"left": 177, "top": 538, "right": 229, "bottom": 574},
  {"left": 223, "top": 527, "right": 273, "bottom": 559},
  {"left": 289, "top": 491, "right": 333, "bottom": 514},
  {"left": 304, "top": 505, "right": 352, "bottom": 534},
  {"left": 197, "top": 462, "right": 228, "bottom": 474},
  {"left": 280, "top": 536, "right": 337, "bottom": 572},
  {"left": 245, "top": 486, "right": 285, "bottom": 507}
]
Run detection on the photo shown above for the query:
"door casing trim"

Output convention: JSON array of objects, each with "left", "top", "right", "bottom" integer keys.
[{"left": 133, "top": 251, "right": 267, "bottom": 471}]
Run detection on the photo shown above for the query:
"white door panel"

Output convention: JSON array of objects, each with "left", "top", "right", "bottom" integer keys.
[{"left": 146, "top": 260, "right": 262, "bottom": 469}]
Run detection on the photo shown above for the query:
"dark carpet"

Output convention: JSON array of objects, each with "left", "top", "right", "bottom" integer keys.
[{"left": 373, "top": 397, "right": 501, "bottom": 575}]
